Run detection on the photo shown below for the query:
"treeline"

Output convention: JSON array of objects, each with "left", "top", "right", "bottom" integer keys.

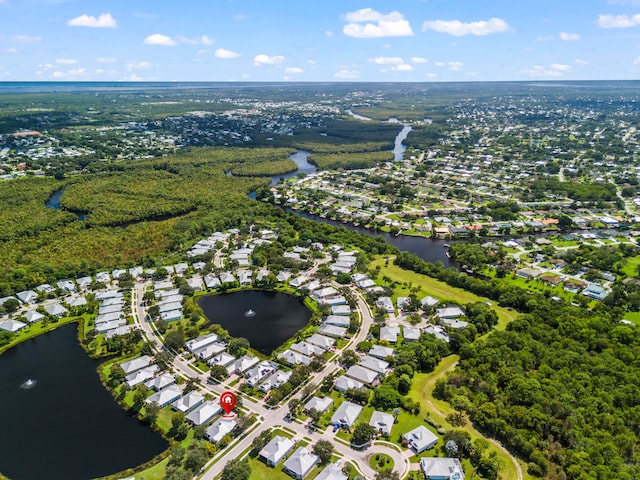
[
  {"left": 230, "top": 159, "right": 297, "bottom": 177},
  {"left": 308, "top": 151, "right": 395, "bottom": 170},
  {"left": 404, "top": 124, "right": 444, "bottom": 149},
  {"left": 528, "top": 177, "right": 618, "bottom": 203},
  {"left": 394, "top": 251, "right": 640, "bottom": 479},
  {"left": 294, "top": 142, "right": 392, "bottom": 154}
]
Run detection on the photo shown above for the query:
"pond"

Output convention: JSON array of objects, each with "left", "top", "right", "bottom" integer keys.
[
  {"left": 0, "top": 324, "right": 167, "bottom": 480},
  {"left": 197, "top": 290, "right": 312, "bottom": 355}
]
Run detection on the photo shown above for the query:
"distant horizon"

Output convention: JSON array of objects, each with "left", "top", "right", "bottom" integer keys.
[{"left": 2, "top": 1, "right": 640, "bottom": 82}]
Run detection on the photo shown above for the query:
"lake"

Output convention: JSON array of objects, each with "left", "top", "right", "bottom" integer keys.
[
  {"left": 0, "top": 324, "right": 167, "bottom": 480},
  {"left": 197, "top": 290, "right": 312, "bottom": 355}
]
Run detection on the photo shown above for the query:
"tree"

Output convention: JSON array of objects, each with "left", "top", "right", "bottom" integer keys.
[
  {"left": 375, "top": 469, "right": 400, "bottom": 480},
  {"left": 164, "top": 329, "right": 185, "bottom": 352},
  {"left": 351, "top": 423, "right": 375, "bottom": 446},
  {"left": 164, "top": 466, "right": 192, "bottom": 480},
  {"left": 184, "top": 443, "right": 210, "bottom": 473},
  {"left": 220, "top": 457, "right": 251, "bottom": 480},
  {"left": 340, "top": 349, "right": 359, "bottom": 367},
  {"left": 144, "top": 401, "right": 161, "bottom": 424},
  {"left": 313, "top": 440, "right": 334, "bottom": 464},
  {"left": 371, "top": 385, "right": 402, "bottom": 410},
  {"left": 155, "top": 350, "right": 174, "bottom": 370},
  {"left": 109, "top": 364, "right": 126, "bottom": 386},
  {"left": 288, "top": 398, "right": 302, "bottom": 418},
  {"left": 169, "top": 412, "right": 189, "bottom": 440},
  {"left": 210, "top": 365, "right": 229, "bottom": 381},
  {"left": 227, "top": 337, "right": 250, "bottom": 357},
  {"left": 251, "top": 429, "right": 272, "bottom": 454}
]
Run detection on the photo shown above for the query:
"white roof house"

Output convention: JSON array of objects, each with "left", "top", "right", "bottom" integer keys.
[
  {"left": 303, "top": 396, "right": 333, "bottom": 414},
  {"left": 330, "top": 401, "right": 363, "bottom": 428},
  {"left": 196, "top": 342, "right": 226, "bottom": 361},
  {"left": 420, "top": 457, "right": 465, "bottom": 480},
  {"left": 0, "top": 319, "right": 27, "bottom": 333},
  {"left": 76, "top": 276, "right": 92, "bottom": 290},
  {"left": 125, "top": 365, "right": 159, "bottom": 388},
  {"left": 283, "top": 447, "right": 319, "bottom": 480},
  {"left": 420, "top": 296, "right": 439, "bottom": 308},
  {"left": 56, "top": 280, "right": 76, "bottom": 293},
  {"left": 330, "top": 305, "right": 351, "bottom": 316},
  {"left": 277, "top": 349, "right": 312, "bottom": 366},
  {"left": 145, "top": 373, "right": 175, "bottom": 391},
  {"left": 325, "top": 315, "right": 350, "bottom": 328},
  {"left": 306, "top": 334, "right": 335, "bottom": 350},
  {"left": 146, "top": 384, "right": 183, "bottom": 407},
  {"left": 259, "top": 435, "right": 295, "bottom": 466},
  {"left": 289, "top": 275, "right": 310, "bottom": 288},
  {"left": 186, "top": 400, "right": 222, "bottom": 426},
  {"left": 205, "top": 417, "right": 236, "bottom": 443},
  {"left": 369, "top": 410, "right": 395, "bottom": 436},
  {"left": 16, "top": 290, "right": 38, "bottom": 304},
  {"left": 345, "top": 365, "right": 379, "bottom": 385},
  {"left": 23, "top": 310, "right": 45, "bottom": 323},
  {"left": 376, "top": 297, "right": 394, "bottom": 313},
  {"left": 227, "top": 355, "right": 259, "bottom": 375},
  {"left": 290, "top": 341, "right": 324, "bottom": 357},
  {"left": 204, "top": 274, "right": 221, "bottom": 289},
  {"left": 44, "top": 303, "right": 68, "bottom": 318},
  {"left": 380, "top": 326, "right": 400, "bottom": 343},
  {"left": 187, "top": 276, "right": 204, "bottom": 291},
  {"left": 436, "top": 306, "right": 465, "bottom": 319},
  {"left": 245, "top": 360, "right": 277, "bottom": 387},
  {"left": 403, "top": 425, "right": 439, "bottom": 453},
  {"left": 120, "top": 355, "right": 152, "bottom": 375},
  {"left": 333, "top": 375, "right": 364, "bottom": 392},
  {"left": 368, "top": 345, "right": 394, "bottom": 360},
  {"left": 315, "top": 464, "right": 347, "bottom": 480},
  {"left": 219, "top": 272, "right": 236, "bottom": 284},
  {"left": 403, "top": 326, "right": 421, "bottom": 342},
  {"left": 259, "top": 370, "right": 292, "bottom": 393},
  {"left": 209, "top": 352, "right": 235, "bottom": 367},
  {"left": 186, "top": 333, "right": 219, "bottom": 354},
  {"left": 318, "top": 324, "right": 347, "bottom": 338},
  {"left": 172, "top": 391, "right": 205, "bottom": 413},
  {"left": 359, "top": 356, "right": 390, "bottom": 375},
  {"left": 67, "top": 296, "right": 87, "bottom": 308}
]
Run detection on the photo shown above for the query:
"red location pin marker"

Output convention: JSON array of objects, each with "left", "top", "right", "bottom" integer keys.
[{"left": 220, "top": 391, "right": 237, "bottom": 417}]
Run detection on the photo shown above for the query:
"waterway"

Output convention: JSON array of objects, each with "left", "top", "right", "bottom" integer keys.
[
  {"left": 197, "top": 290, "right": 312, "bottom": 355},
  {"left": 0, "top": 324, "right": 167, "bottom": 480},
  {"left": 44, "top": 188, "right": 86, "bottom": 221}
]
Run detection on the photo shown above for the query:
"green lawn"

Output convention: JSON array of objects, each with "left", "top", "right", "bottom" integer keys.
[
  {"left": 621, "top": 254, "right": 640, "bottom": 278},
  {"left": 371, "top": 257, "right": 518, "bottom": 330},
  {"left": 0, "top": 315, "right": 86, "bottom": 355},
  {"left": 622, "top": 311, "right": 640, "bottom": 325}
]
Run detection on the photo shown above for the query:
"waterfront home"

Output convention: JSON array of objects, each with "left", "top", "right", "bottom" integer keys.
[
  {"left": 204, "top": 274, "right": 221, "bottom": 289},
  {"left": 205, "top": 417, "right": 236, "bottom": 443},
  {"left": 324, "top": 315, "right": 350, "bottom": 328},
  {"left": 330, "top": 401, "right": 363, "bottom": 429},
  {"left": 120, "top": 355, "right": 152, "bottom": 375},
  {"left": 238, "top": 270, "right": 252, "bottom": 286},
  {"left": 318, "top": 324, "right": 347, "bottom": 338},
  {"left": 303, "top": 396, "right": 333, "bottom": 414},
  {"left": 227, "top": 355, "right": 259, "bottom": 375},
  {"left": 145, "top": 373, "right": 175, "bottom": 391},
  {"left": 172, "top": 391, "right": 204, "bottom": 413},
  {"left": 0, "top": 319, "right": 27, "bottom": 332},
  {"left": 160, "top": 310, "right": 182, "bottom": 322},
  {"left": 276, "top": 271, "right": 292, "bottom": 283},
  {"left": 277, "top": 349, "right": 312, "bottom": 366},
  {"left": 319, "top": 295, "right": 347, "bottom": 306},
  {"left": 44, "top": 303, "right": 68, "bottom": 318},
  {"left": 306, "top": 334, "right": 335, "bottom": 350},
  {"left": 186, "top": 333, "right": 219, "bottom": 354},
  {"left": 290, "top": 341, "right": 324, "bottom": 357},
  {"left": 419, "top": 457, "right": 465, "bottom": 480},
  {"left": 125, "top": 365, "right": 159, "bottom": 388},
  {"left": 369, "top": 410, "right": 394, "bottom": 436},
  {"left": 186, "top": 400, "right": 222, "bottom": 426},
  {"left": 105, "top": 325, "right": 134, "bottom": 339},
  {"left": 259, "top": 435, "right": 295, "bottom": 466},
  {"left": 23, "top": 310, "right": 44, "bottom": 323},
  {"left": 331, "top": 305, "right": 351, "bottom": 316},
  {"left": 187, "top": 276, "right": 204, "bottom": 291},
  {"left": 283, "top": 447, "right": 319, "bottom": 480},
  {"left": 145, "top": 384, "right": 182, "bottom": 407},
  {"left": 403, "top": 425, "right": 439, "bottom": 453},
  {"left": 289, "top": 275, "right": 309, "bottom": 288},
  {"left": 311, "top": 286, "right": 337, "bottom": 300},
  {"left": 219, "top": 272, "right": 236, "bottom": 285}
]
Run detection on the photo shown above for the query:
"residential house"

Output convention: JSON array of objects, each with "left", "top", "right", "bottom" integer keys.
[
  {"left": 146, "top": 384, "right": 182, "bottom": 407},
  {"left": 315, "top": 464, "right": 347, "bottom": 480},
  {"left": 380, "top": 326, "right": 400, "bottom": 343},
  {"left": 403, "top": 326, "right": 421, "bottom": 342},
  {"left": 0, "top": 319, "right": 27, "bottom": 333},
  {"left": 368, "top": 345, "right": 394, "bottom": 360},
  {"left": 359, "top": 356, "right": 390, "bottom": 375},
  {"left": 330, "top": 305, "right": 351, "bottom": 316},
  {"left": 346, "top": 365, "right": 379, "bottom": 385},
  {"left": 209, "top": 352, "right": 235, "bottom": 368},
  {"left": 204, "top": 274, "right": 221, "bottom": 289},
  {"left": 126, "top": 365, "right": 159, "bottom": 388},
  {"left": 333, "top": 375, "right": 364, "bottom": 393},
  {"left": 259, "top": 435, "right": 295, "bottom": 467},
  {"left": 145, "top": 373, "right": 175, "bottom": 391},
  {"left": 283, "top": 447, "right": 319, "bottom": 480},
  {"left": 186, "top": 400, "right": 222, "bottom": 426},
  {"left": 172, "top": 391, "right": 205, "bottom": 413},
  {"left": 582, "top": 284, "right": 608, "bottom": 301},
  {"left": 277, "top": 349, "right": 312, "bottom": 366},
  {"left": 376, "top": 297, "right": 394, "bottom": 313},
  {"left": 404, "top": 425, "right": 439, "bottom": 453},
  {"left": 419, "top": 458, "right": 465, "bottom": 480},
  {"left": 196, "top": 342, "right": 226, "bottom": 361},
  {"left": 120, "top": 355, "right": 152, "bottom": 375},
  {"left": 245, "top": 360, "right": 277, "bottom": 387},
  {"left": 306, "top": 334, "right": 335, "bottom": 350},
  {"left": 324, "top": 315, "right": 350, "bottom": 328},
  {"left": 23, "top": 310, "right": 44, "bottom": 323},
  {"left": 44, "top": 303, "right": 68, "bottom": 318},
  {"left": 330, "top": 401, "right": 363, "bottom": 429},
  {"left": 259, "top": 370, "right": 292, "bottom": 393},
  {"left": 205, "top": 417, "right": 237, "bottom": 443},
  {"left": 186, "top": 333, "right": 219, "bottom": 354},
  {"left": 227, "top": 355, "right": 259, "bottom": 375},
  {"left": 16, "top": 290, "right": 38, "bottom": 304},
  {"left": 318, "top": 324, "right": 347, "bottom": 338},
  {"left": 303, "top": 396, "right": 333, "bottom": 414},
  {"left": 290, "top": 341, "right": 324, "bottom": 357},
  {"left": 369, "top": 410, "right": 395, "bottom": 436},
  {"left": 436, "top": 306, "right": 465, "bottom": 320}
]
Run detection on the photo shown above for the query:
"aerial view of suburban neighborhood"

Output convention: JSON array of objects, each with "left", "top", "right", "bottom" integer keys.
[{"left": 0, "top": 2, "right": 639, "bottom": 480}]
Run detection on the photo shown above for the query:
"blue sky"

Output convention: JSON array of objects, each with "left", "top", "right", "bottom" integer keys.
[{"left": 1, "top": 0, "right": 640, "bottom": 82}]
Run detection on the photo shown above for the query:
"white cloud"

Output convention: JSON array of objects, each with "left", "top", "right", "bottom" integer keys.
[
  {"left": 411, "top": 56, "right": 428, "bottom": 63},
  {"left": 423, "top": 17, "right": 509, "bottom": 36},
  {"left": 434, "top": 61, "right": 464, "bottom": 71},
  {"left": 334, "top": 69, "right": 360, "bottom": 79},
  {"left": 285, "top": 67, "right": 304, "bottom": 74},
  {"left": 308, "top": 60, "right": 317, "bottom": 65},
  {"left": 536, "top": 35, "right": 554, "bottom": 42},
  {"left": 254, "top": 54, "right": 284, "bottom": 65},
  {"left": 51, "top": 68, "right": 87, "bottom": 79},
  {"left": 177, "top": 35, "right": 214, "bottom": 45},
  {"left": 560, "top": 32, "right": 580, "bottom": 41},
  {"left": 126, "top": 61, "right": 152, "bottom": 71},
  {"left": 575, "top": 59, "right": 589, "bottom": 65},
  {"left": 522, "top": 63, "right": 571, "bottom": 77},
  {"left": 425, "top": 73, "right": 437, "bottom": 78},
  {"left": 144, "top": 34, "right": 176, "bottom": 46},
  {"left": 609, "top": 0, "right": 640, "bottom": 5},
  {"left": 215, "top": 48, "right": 240, "bottom": 59},
  {"left": 12, "top": 35, "right": 41, "bottom": 43},
  {"left": 597, "top": 14, "right": 640, "bottom": 28},
  {"left": 393, "top": 64, "right": 413, "bottom": 71},
  {"left": 96, "top": 57, "right": 116, "bottom": 64},
  {"left": 68, "top": 13, "right": 117, "bottom": 29},
  {"left": 325, "top": 30, "right": 334, "bottom": 37},
  {"left": 371, "top": 56, "right": 404, "bottom": 65},
  {"left": 343, "top": 8, "right": 413, "bottom": 38},
  {"left": 56, "top": 58, "right": 78, "bottom": 65}
]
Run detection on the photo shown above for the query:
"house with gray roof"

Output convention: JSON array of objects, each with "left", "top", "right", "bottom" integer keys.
[
  {"left": 324, "top": 315, "right": 350, "bottom": 328},
  {"left": 16, "top": 290, "right": 38, "bottom": 304},
  {"left": 368, "top": 345, "right": 394, "bottom": 360},
  {"left": 245, "top": 360, "right": 277, "bottom": 387},
  {"left": 306, "top": 334, "right": 335, "bottom": 350},
  {"left": 345, "top": 365, "right": 379, "bottom": 385},
  {"left": 403, "top": 425, "right": 439, "bottom": 453},
  {"left": 333, "top": 375, "right": 364, "bottom": 392},
  {"left": 277, "top": 349, "right": 311, "bottom": 366},
  {"left": 318, "top": 324, "right": 347, "bottom": 338},
  {"left": 369, "top": 410, "right": 394, "bottom": 436},
  {"left": 120, "top": 355, "right": 152, "bottom": 375},
  {"left": 420, "top": 296, "right": 439, "bottom": 309},
  {"left": 204, "top": 274, "right": 221, "bottom": 289},
  {"left": 67, "top": 296, "right": 87, "bottom": 308},
  {"left": 186, "top": 400, "right": 222, "bottom": 426},
  {"left": 376, "top": 296, "right": 394, "bottom": 313},
  {"left": 259, "top": 370, "right": 292, "bottom": 393},
  {"left": 403, "top": 326, "right": 421, "bottom": 342},
  {"left": 186, "top": 333, "right": 219, "bottom": 354},
  {"left": 359, "top": 355, "right": 390, "bottom": 375},
  {"left": 290, "top": 341, "right": 324, "bottom": 357},
  {"left": 125, "top": 365, "right": 159, "bottom": 388},
  {"left": 44, "top": 303, "right": 68, "bottom": 318},
  {"left": 303, "top": 396, "right": 333, "bottom": 414},
  {"left": 0, "top": 319, "right": 26, "bottom": 333},
  {"left": 330, "top": 401, "right": 363, "bottom": 429},
  {"left": 436, "top": 306, "right": 465, "bottom": 319},
  {"left": 145, "top": 373, "right": 175, "bottom": 391},
  {"left": 172, "top": 391, "right": 204, "bottom": 413},
  {"left": 227, "top": 354, "right": 259, "bottom": 375},
  {"left": 283, "top": 447, "right": 319, "bottom": 480},
  {"left": 205, "top": 417, "right": 236, "bottom": 443},
  {"left": 380, "top": 326, "right": 400, "bottom": 343},
  {"left": 259, "top": 435, "right": 295, "bottom": 466},
  {"left": 208, "top": 352, "right": 235, "bottom": 368},
  {"left": 196, "top": 342, "right": 226, "bottom": 361},
  {"left": 331, "top": 305, "right": 351, "bottom": 316},
  {"left": 56, "top": 279, "right": 76, "bottom": 293},
  {"left": 219, "top": 272, "right": 236, "bottom": 284},
  {"left": 315, "top": 464, "right": 347, "bottom": 480},
  {"left": 146, "top": 384, "right": 182, "bottom": 407},
  {"left": 419, "top": 457, "right": 465, "bottom": 480},
  {"left": 76, "top": 276, "right": 92, "bottom": 290},
  {"left": 23, "top": 310, "right": 44, "bottom": 323}
]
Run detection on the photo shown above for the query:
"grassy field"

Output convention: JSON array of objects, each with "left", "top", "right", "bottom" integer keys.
[
  {"left": 371, "top": 256, "right": 519, "bottom": 330},
  {"left": 0, "top": 315, "right": 84, "bottom": 355},
  {"left": 621, "top": 254, "right": 640, "bottom": 278}
]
